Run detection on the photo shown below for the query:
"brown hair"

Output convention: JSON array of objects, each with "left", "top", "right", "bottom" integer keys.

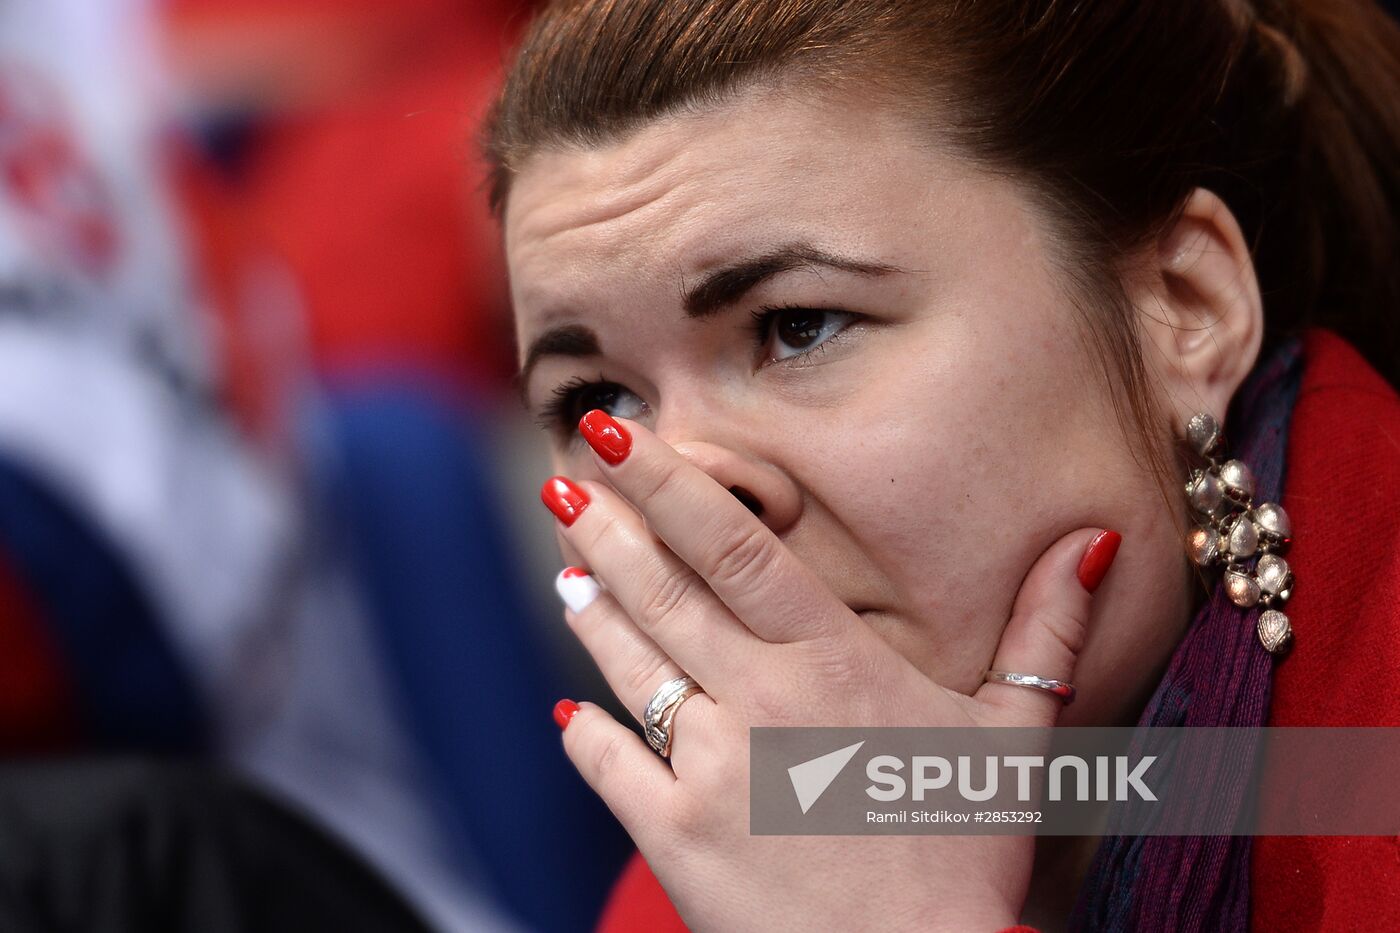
[{"left": 483, "top": 0, "right": 1400, "bottom": 483}]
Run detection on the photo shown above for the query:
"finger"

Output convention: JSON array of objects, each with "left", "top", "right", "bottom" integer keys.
[
  {"left": 542, "top": 475, "right": 758, "bottom": 694},
  {"left": 556, "top": 700, "right": 676, "bottom": 848},
  {"left": 555, "top": 567, "right": 720, "bottom": 728},
  {"left": 974, "top": 528, "right": 1122, "bottom": 724},
  {"left": 576, "top": 409, "right": 848, "bottom": 644}
]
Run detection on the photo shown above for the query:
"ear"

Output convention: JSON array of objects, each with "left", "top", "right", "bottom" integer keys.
[{"left": 1133, "top": 187, "right": 1263, "bottom": 434}]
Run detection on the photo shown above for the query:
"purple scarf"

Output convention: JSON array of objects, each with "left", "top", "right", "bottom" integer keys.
[{"left": 1068, "top": 336, "right": 1305, "bottom": 933}]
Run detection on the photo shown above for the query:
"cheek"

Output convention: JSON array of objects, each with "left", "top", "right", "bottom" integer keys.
[{"left": 803, "top": 295, "right": 1122, "bottom": 684}]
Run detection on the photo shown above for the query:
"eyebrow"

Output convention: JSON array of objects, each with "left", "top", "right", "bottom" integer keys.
[
  {"left": 516, "top": 243, "right": 903, "bottom": 405},
  {"left": 516, "top": 323, "right": 600, "bottom": 406},
  {"left": 681, "top": 243, "right": 902, "bottom": 318}
]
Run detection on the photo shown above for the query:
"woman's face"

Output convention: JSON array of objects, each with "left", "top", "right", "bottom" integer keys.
[{"left": 506, "top": 85, "right": 1193, "bottom": 726}]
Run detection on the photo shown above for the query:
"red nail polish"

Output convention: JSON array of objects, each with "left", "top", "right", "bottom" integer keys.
[
  {"left": 541, "top": 476, "right": 590, "bottom": 526},
  {"left": 1077, "top": 530, "right": 1122, "bottom": 593},
  {"left": 579, "top": 409, "right": 632, "bottom": 465},
  {"left": 554, "top": 699, "right": 580, "bottom": 730}
]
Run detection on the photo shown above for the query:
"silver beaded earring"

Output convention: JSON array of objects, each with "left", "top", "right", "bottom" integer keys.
[{"left": 1182, "top": 412, "right": 1295, "bottom": 654}]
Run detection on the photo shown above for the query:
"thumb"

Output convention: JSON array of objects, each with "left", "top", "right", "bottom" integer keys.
[{"left": 974, "top": 528, "right": 1122, "bottom": 724}]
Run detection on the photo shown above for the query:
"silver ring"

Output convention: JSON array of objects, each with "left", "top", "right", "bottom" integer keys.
[
  {"left": 643, "top": 675, "right": 704, "bottom": 758},
  {"left": 984, "top": 670, "right": 1076, "bottom": 705}
]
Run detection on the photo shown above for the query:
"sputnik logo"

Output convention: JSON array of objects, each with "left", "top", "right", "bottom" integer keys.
[{"left": 787, "top": 741, "right": 865, "bottom": 814}]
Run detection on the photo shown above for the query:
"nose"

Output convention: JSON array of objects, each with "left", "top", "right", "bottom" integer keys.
[{"left": 664, "top": 438, "right": 803, "bottom": 537}]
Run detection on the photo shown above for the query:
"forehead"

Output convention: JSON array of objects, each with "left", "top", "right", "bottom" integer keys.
[{"left": 503, "top": 86, "right": 957, "bottom": 332}]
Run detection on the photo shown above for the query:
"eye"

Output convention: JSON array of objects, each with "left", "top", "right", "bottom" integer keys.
[
  {"left": 750, "top": 306, "right": 858, "bottom": 363},
  {"left": 536, "top": 374, "right": 648, "bottom": 439}
]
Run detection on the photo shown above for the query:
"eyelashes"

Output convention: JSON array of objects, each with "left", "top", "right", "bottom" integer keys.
[
  {"left": 535, "top": 306, "right": 859, "bottom": 441},
  {"left": 534, "top": 372, "right": 617, "bottom": 435},
  {"left": 746, "top": 305, "right": 778, "bottom": 350}
]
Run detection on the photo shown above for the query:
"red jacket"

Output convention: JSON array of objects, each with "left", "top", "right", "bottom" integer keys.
[{"left": 595, "top": 329, "right": 1400, "bottom": 933}]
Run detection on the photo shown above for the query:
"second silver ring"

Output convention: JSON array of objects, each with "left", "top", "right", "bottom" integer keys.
[{"left": 983, "top": 670, "right": 1076, "bottom": 705}]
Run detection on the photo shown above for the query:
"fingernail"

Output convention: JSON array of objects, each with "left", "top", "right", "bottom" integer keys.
[
  {"left": 541, "top": 476, "right": 590, "bottom": 526},
  {"left": 555, "top": 567, "right": 600, "bottom": 613},
  {"left": 553, "top": 699, "right": 580, "bottom": 730},
  {"left": 1077, "top": 530, "right": 1122, "bottom": 593},
  {"left": 579, "top": 409, "right": 632, "bottom": 465}
]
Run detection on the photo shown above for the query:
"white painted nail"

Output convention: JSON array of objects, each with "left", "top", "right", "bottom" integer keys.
[{"left": 555, "top": 567, "right": 601, "bottom": 613}]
